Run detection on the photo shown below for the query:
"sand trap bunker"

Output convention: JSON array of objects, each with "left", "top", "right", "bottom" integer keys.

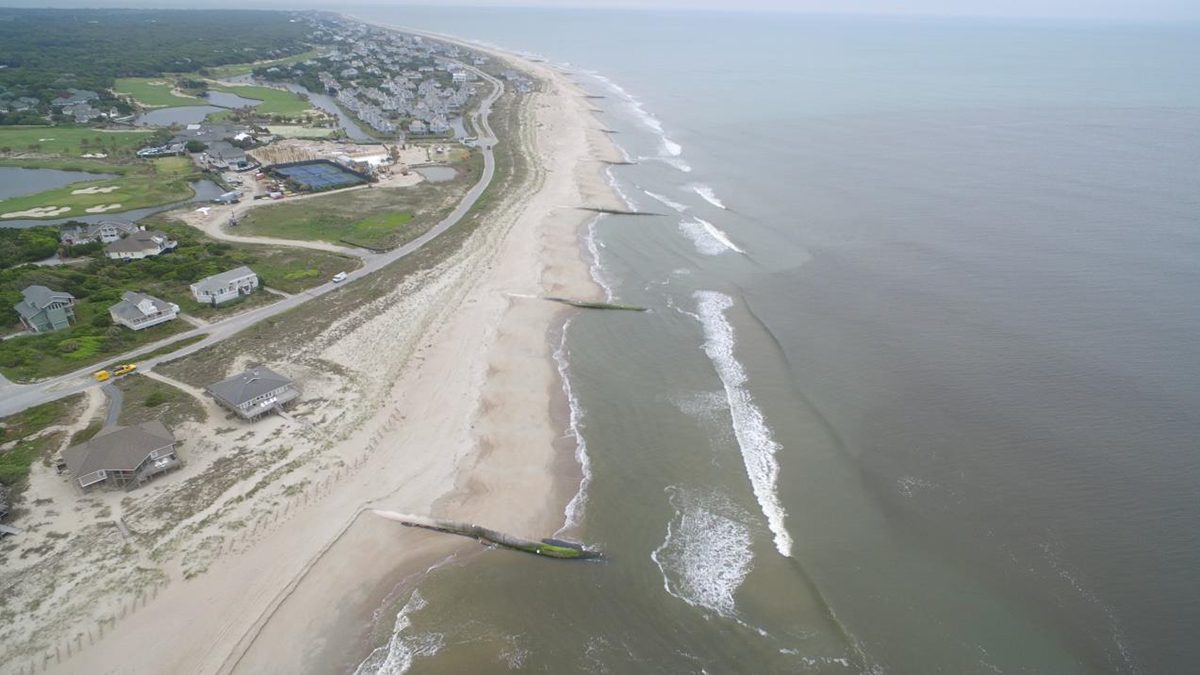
[
  {"left": 85, "top": 203, "right": 123, "bottom": 213},
  {"left": 80, "top": 153, "right": 109, "bottom": 159},
  {"left": 38, "top": 138, "right": 55, "bottom": 142},
  {"left": 2, "top": 206, "right": 71, "bottom": 219},
  {"left": 72, "top": 186, "right": 120, "bottom": 195}
]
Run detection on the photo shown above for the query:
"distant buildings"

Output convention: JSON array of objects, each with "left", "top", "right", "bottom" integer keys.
[
  {"left": 109, "top": 291, "right": 180, "bottom": 331},
  {"left": 14, "top": 286, "right": 75, "bottom": 334},
  {"left": 206, "top": 366, "right": 299, "bottom": 420},
  {"left": 104, "top": 230, "right": 177, "bottom": 260},
  {"left": 190, "top": 266, "right": 259, "bottom": 305},
  {"left": 63, "top": 421, "right": 180, "bottom": 491}
]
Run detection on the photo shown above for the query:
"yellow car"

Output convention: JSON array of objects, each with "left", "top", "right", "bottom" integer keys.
[
  {"left": 94, "top": 370, "right": 111, "bottom": 382},
  {"left": 112, "top": 364, "right": 137, "bottom": 377}
]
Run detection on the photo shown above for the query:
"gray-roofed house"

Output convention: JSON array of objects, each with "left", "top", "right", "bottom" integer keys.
[
  {"left": 109, "top": 291, "right": 180, "bottom": 331},
  {"left": 63, "top": 421, "right": 180, "bottom": 491},
  {"left": 104, "top": 230, "right": 178, "bottom": 260},
  {"left": 190, "top": 266, "right": 259, "bottom": 305},
  {"left": 61, "top": 220, "right": 139, "bottom": 245},
  {"left": 14, "top": 285, "right": 75, "bottom": 333},
  {"left": 206, "top": 366, "right": 299, "bottom": 420}
]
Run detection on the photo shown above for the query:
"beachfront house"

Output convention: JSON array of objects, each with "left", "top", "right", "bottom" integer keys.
[
  {"left": 61, "top": 220, "right": 138, "bottom": 245},
  {"left": 104, "top": 230, "right": 177, "bottom": 260},
  {"left": 63, "top": 421, "right": 180, "bottom": 491},
  {"left": 108, "top": 291, "right": 180, "bottom": 331},
  {"left": 14, "top": 285, "right": 75, "bottom": 334},
  {"left": 206, "top": 367, "right": 299, "bottom": 420},
  {"left": 189, "top": 266, "right": 259, "bottom": 305}
]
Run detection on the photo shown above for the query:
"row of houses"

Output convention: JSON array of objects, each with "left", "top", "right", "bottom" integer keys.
[
  {"left": 61, "top": 222, "right": 178, "bottom": 260},
  {"left": 12, "top": 267, "right": 259, "bottom": 335},
  {"left": 61, "top": 365, "right": 298, "bottom": 492}
]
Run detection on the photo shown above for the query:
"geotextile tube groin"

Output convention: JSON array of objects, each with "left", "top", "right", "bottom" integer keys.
[
  {"left": 543, "top": 297, "right": 649, "bottom": 312},
  {"left": 578, "top": 206, "right": 661, "bottom": 216},
  {"left": 373, "top": 510, "right": 602, "bottom": 560}
]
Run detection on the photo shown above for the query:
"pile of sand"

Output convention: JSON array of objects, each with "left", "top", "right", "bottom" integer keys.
[
  {"left": 85, "top": 203, "right": 123, "bottom": 213},
  {"left": 1, "top": 206, "right": 70, "bottom": 219}
]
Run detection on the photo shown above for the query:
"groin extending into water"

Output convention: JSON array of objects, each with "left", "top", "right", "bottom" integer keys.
[
  {"left": 372, "top": 511, "right": 602, "bottom": 560},
  {"left": 544, "top": 296, "right": 648, "bottom": 312},
  {"left": 578, "top": 206, "right": 661, "bottom": 216}
]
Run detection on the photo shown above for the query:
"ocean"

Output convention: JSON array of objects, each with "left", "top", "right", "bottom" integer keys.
[{"left": 346, "top": 7, "right": 1200, "bottom": 673}]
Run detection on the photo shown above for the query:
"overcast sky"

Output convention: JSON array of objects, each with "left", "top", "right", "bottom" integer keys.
[
  {"left": 17, "top": 0, "right": 1200, "bottom": 20},
  {"left": 335, "top": 0, "right": 1200, "bottom": 20}
]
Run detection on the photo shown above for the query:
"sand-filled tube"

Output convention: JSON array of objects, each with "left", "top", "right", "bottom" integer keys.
[{"left": 373, "top": 511, "right": 603, "bottom": 560}]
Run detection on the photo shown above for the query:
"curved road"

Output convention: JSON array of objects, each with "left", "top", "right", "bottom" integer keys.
[{"left": 0, "top": 68, "right": 503, "bottom": 418}]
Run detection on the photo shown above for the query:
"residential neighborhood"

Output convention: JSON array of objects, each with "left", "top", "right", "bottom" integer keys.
[
  {"left": 14, "top": 285, "right": 76, "bottom": 333},
  {"left": 190, "top": 266, "right": 260, "bottom": 305},
  {"left": 108, "top": 291, "right": 180, "bottom": 330}
]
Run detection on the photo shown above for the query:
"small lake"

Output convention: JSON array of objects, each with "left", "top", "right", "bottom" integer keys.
[
  {"left": 204, "top": 91, "right": 263, "bottom": 109},
  {"left": 0, "top": 166, "right": 118, "bottom": 200},
  {"left": 134, "top": 106, "right": 224, "bottom": 127},
  {"left": 0, "top": 179, "right": 225, "bottom": 229},
  {"left": 415, "top": 166, "right": 458, "bottom": 182},
  {"left": 278, "top": 83, "right": 372, "bottom": 142}
]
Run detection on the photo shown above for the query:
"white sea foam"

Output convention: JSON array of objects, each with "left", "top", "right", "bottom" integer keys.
[
  {"left": 689, "top": 184, "right": 727, "bottom": 209},
  {"left": 679, "top": 218, "right": 744, "bottom": 256},
  {"left": 651, "top": 487, "right": 754, "bottom": 617},
  {"left": 588, "top": 72, "right": 684, "bottom": 163},
  {"left": 554, "top": 317, "right": 593, "bottom": 534},
  {"left": 354, "top": 590, "right": 442, "bottom": 675},
  {"left": 662, "top": 137, "right": 683, "bottom": 156},
  {"left": 694, "top": 291, "right": 793, "bottom": 557},
  {"left": 604, "top": 165, "right": 636, "bottom": 211},
  {"left": 584, "top": 216, "right": 615, "bottom": 301},
  {"left": 642, "top": 189, "right": 688, "bottom": 213},
  {"left": 659, "top": 157, "right": 693, "bottom": 173}
]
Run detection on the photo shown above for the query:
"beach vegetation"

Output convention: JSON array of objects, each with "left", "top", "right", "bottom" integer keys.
[{"left": 114, "top": 374, "right": 204, "bottom": 427}]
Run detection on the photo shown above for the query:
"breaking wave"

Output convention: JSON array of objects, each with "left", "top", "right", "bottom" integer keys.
[
  {"left": 679, "top": 217, "right": 744, "bottom": 256},
  {"left": 651, "top": 487, "right": 754, "bottom": 617},
  {"left": 643, "top": 189, "right": 688, "bottom": 213},
  {"left": 555, "top": 317, "right": 593, "bottom": 534},
  {"left": 354, "top": 590, "right": 442, "bottom": 675},
  {"left": 689, "top": 183, "right": 727, "bottom": 209},
  {"left": 694, "top": 291, "right": 793, "bottom": 557}
]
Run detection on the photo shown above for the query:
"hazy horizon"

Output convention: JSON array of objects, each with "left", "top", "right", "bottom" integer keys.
[{"left": 3, "top": 0, "right": 1200, "bottom": 22}]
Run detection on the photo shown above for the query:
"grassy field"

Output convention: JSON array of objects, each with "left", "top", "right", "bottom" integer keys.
[
  {"left": 113, "top": 77, "right": 201, "bottom": 108},
  {"left": 205, "top": 49, "right": 325, "bottom": 79},
  {"left": 0, "top": 127, "right": 155, "bottom": 157},
  {"left": 115, "top": 374, "right": 205, "bottom": 428},
  {"left": 0, "top": 156, "right": 200, "bottom": 220},
  {"left": 265, "top": 125, "right": 335, "bottom": 139},
  {"left": 208, "top": 84, "right": 312, "bottom": 117}
]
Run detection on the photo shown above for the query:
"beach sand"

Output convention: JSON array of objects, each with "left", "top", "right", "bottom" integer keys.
[{"left": 25, "top": 37, "right": 624, "bottom": 675}]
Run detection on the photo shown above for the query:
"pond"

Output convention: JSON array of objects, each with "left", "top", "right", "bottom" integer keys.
[
  {"left": 0, "top": 179, "right": 225, "bottom": 229},
  {"left": 415, "top": 166, "right": 458, "bottom": 183},
  {"left": 278, "top": 83, "right": 372, "bottom": 142},
  {"left": 0, "top": 166, "right": 118, "bottom": 200},
  {"left": 134, "top": 106, "right": 224, "bottom": 127}
]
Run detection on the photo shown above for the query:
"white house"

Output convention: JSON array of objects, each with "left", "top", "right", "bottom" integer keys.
[
  {"left": 109, "top": 291, "right": 180, "bottom": 330},
  {"left": 190, "top": 266, "right": 259, "bottom": 305}
]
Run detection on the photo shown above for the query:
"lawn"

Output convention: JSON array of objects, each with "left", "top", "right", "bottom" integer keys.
[
  {"left": 0, "top": 156, "right": 200, "bottom": 220},
  {"left": 113, "top": 77, "right": 201, "bottom": 108},
  {"left": 0, "top": 126, "right": 155, "bottom": 157},
  {"left": 208, "top": 84, "right": 312, "bottom": 117},
  {"left": 265, "top": 125, "right": 335, "bottom": 139}
]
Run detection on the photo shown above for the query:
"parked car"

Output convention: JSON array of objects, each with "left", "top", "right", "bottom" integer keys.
[
  {"left": 332, "top": 272, "right": 348, "bottom": 283},
  {"left": 94, "top": 370, "right": 111, "bottom": 382},
  {"left": 112, "top": 363, "right": 137, "bottom": 377}
]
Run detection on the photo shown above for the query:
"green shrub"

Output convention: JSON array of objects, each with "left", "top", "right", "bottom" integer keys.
[{"left": 144, "top": 390, "right": 169, "bottom": 408}]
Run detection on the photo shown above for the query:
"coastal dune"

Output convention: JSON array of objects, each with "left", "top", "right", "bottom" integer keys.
[{"left": 42, "top": 34, "right": 626, "bottom": 675}]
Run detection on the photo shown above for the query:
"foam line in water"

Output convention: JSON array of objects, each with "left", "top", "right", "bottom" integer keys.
[
  {"left": 584, "top": 215, "right": 615, "bottom": 301},
  {"left": 694, "top": 291, "right": 793, "bottom": 557},
  {"left": 353, "top": 589, "right": 442, "bottom": 675},
  {"left": 651, "top": 487, "right": 754, "bottom": 617},
  {"left": 689, "top": 183, "right": 727, "bottom": 209},
  {"left": 643, "top": 189, "right": 688, "bottom": 213},
  {"left": 663, "top": 137, "right": 683, "bottom": 156},
  {"left": 554, "top": 317, "right": 593, "bottom": 534},
  {"left": 679, "top": 218, "right": 744, "bottom": 256},
  {"left": 604, "top": 164, "right": 636, "bottom": 211}
]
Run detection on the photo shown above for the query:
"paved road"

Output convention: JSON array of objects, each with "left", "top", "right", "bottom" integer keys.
[
  {"left": 0, "top": 68, "right": 503, "bottom": 418},
  {"left": 101, "top": 382, "right": 123, "bottom": 428}
]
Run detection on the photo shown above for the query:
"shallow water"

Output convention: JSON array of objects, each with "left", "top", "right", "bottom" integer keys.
[
  {"left": 0, "top": 166, "right": 117, "bottom": 201},
  {"left": 347, "top": 7, "right": 1200, "bottom": 673}
]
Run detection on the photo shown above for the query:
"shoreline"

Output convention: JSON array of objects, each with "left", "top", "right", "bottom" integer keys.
[{"left": 25, "top": 22, "right": 626, "bottom": 675}]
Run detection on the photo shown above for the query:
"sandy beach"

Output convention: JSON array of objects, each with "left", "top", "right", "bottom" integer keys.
[{"left": 5, "top": 32, "right": 625, "bottom": 675}]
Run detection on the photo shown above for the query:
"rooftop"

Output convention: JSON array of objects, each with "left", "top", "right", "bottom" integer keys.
[{"left": 62, "top": 421, "right": 176, "bottom": 477}]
